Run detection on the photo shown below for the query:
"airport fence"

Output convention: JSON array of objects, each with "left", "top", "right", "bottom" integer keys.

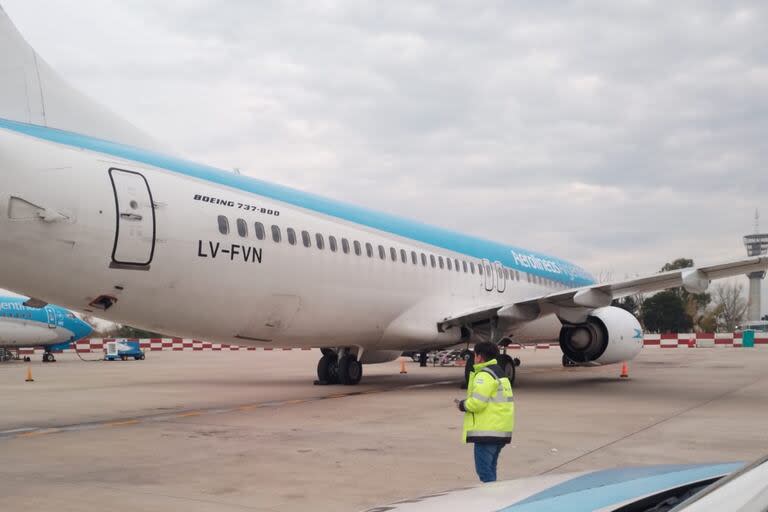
[{"left": 17, "top": 332, "right": 768, "bottom": 354}]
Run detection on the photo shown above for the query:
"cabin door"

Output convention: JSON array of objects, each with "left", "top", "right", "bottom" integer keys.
[{"left": 109, "top": 168, "right": 156, "bottom": 269}]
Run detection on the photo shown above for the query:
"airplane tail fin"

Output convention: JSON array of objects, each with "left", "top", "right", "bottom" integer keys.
[{"left": 0, "top": 5, "right": 157, "bottom": 149}]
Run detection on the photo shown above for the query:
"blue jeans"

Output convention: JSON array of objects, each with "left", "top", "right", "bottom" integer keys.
[{"left": 474, "top": 443, "right": 504, "bottom": 482}]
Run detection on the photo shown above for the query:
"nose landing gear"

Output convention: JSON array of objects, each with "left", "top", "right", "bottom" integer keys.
[{"left": 315, "top": 348, "right": 363, "bottom": 386}]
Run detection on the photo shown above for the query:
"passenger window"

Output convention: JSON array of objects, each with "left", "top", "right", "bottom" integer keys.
[
  {"left": 438, "top": 256, "right": 444, "bottom": 269},
  {"left": 378, "top": 245, "right": 386, "bottom": 259},
  {"left": 390, "top": 247, "right": 397, "bottom": 261},
  {"left": 421, "top": 253, "right": 427, "bottom": 266},
  {"left": 354, "top": 241, "right": 362, "bottom": 256},
  {"left": 462, "top": 261, "right": 468, "bottom": 273},
  {"left": 217, "top": 215, "right": 229, "bottom": 235},
  {"left": 430, "top": 255, "right": 436, "bottom": 268},
  {"left": 254, "top": 222, "right": 265, "bottom": 240},
  {"left": 342, "top": 238, "right": 350, "bottom": 254},
  {"left": 316, "top": 233, "right": 325, "bottom": 250},
  {"left": 287, "top": 228, "right": 297, "bottom": 245},
  {"left": 470, "top": 262, "right": 475, "bottom": 274},
  {"left": 329, "top": 236, "right": 338, "bottom": 252},
  {"left": 271, "top": 225, "right": 281, "bottom": 243},
  {"left": 411, "top": 251, "right": 418, "bottom": 265},
  {"left": 447, "top": 258, "right": 452, "bottom": 271},
  {"left": 400, "top": 249, "right": 407, "bottom": 263},
  {"left": 366, "top": 242, "right": 374, "bottom": 258},
  {"left": 455, "top": 259, "right": 460, "bottom": 272},
  {"left": 515, "top": 270, "right": 520, "bottom": 281},
  {"left": 236, "top": 218, "right": 248, "bottom": 237},
  {"left": 301, "top": 230, "right": 311, "bottom": 248},
  {"left": 478, "top": 264, "right": 483, "bottom": 275},
  {"left": 503, "top": 268, "right": 509, "bottom": 279}
]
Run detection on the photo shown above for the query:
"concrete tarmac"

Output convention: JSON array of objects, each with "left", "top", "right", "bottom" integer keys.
[{"left": 0, "top": 348, "right": 767, "bottom": 511}]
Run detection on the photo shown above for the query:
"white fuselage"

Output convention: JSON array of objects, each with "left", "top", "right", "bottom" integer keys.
[{"left": 0, "top": 126, "right": 587, "bottom": 355}]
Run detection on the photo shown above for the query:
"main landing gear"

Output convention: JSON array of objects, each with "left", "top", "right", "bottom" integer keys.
[
  {"left": 42, "top": 351, "right": 56, "bottom": 363},
  {"left": 316, "top": 348, "right": 362, "bottom": 386}
]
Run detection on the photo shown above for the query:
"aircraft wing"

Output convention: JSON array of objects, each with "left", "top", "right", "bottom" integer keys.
[{"left": 438, "top": 256, "right": 768, "bottom": 332}]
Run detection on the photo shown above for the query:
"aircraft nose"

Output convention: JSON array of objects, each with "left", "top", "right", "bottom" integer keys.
[{"left": 74, "top": 317, "right": 94, "bottom": 341}]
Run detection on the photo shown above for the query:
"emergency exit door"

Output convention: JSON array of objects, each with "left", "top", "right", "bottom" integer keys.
[
  {"left": 109, "top": 168, "right": 156, "bottom": 268},
  {"left": 482, "top": 258, "right": 494, "bottom": 291}
]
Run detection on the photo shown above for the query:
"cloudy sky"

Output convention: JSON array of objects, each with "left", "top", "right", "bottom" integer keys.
[{"left": 4, "top": 1, "right": 767, "bottom": 312}]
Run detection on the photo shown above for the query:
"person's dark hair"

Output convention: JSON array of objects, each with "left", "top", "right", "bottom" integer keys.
[{"left": 474, "top": 341, "right": 500, "bottom": 361}]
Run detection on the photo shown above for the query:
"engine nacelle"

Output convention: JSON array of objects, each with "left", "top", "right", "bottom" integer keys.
[{"left": 559, "top": 306, "right": 643, "bottom": 364}]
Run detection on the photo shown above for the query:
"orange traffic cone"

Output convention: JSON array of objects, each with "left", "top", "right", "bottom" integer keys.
[
  {"left": 399, "top": 358, "right": 407, "bottom": 374},
  {"left": 620, "top": 362, "right": 629, "bottom": 379},
  {"left": 25, "top": 366, "right": 34, "bottom": 382}
]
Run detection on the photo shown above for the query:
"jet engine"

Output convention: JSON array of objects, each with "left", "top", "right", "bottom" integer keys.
[{"left": 559, "top": 306, "right": 643, "bottom": 364}]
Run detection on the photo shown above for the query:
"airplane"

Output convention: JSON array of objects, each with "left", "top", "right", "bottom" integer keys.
[
  {"left": 0, "top": 6, "right": 766, "bottom": 385},
  {"left": 0, "top": 295, "right": 93, "bottom": 362}
]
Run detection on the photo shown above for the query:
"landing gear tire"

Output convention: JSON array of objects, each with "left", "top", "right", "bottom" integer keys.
[
  {"left": 316, "top": 353, "right": 339, "bottom": 385},
  {"left": 499, "top": 354, "right": 516, "bottom": 386},
  {"left": 562, "top": 354, "right": 577, "bottom": 367},
  {"left": 462, "top": 351, "right": 475, "bottom": 389},
  {"left": 338, "top": 354, "right": 362, "bottom": 385},
  {"left": 43, "top": 353, "right": 55, "bottom": 363}
]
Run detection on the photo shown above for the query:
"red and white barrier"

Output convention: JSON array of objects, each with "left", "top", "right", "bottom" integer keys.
[
  {"left": 17, "top": 332, "right": 768, "bottom": 355},
  {"left": 19, "top": 338, "right": 315, "bottom": 354}
]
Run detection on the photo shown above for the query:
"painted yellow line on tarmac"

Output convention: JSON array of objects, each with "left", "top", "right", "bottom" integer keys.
[
  {"left": 8, "top": 380, "right": 456, "bottom": 441},
  {"left": 176, "top": 410, "right": 203, "bottom": 417},
  {"left": 104, "top": 419, "right": 140, "bottom": 427},
  {"left": 18, "top": 429, "right": 59, "bottom": 438}
]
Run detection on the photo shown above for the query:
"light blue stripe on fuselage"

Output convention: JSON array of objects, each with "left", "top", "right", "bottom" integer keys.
[{"left": 0, "top": 118, "right": 596, "bottom": 287}]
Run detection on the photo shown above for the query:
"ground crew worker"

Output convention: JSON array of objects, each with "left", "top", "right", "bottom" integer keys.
[{"left": 455, "top": 341, "right": 515, "bottom": 482}]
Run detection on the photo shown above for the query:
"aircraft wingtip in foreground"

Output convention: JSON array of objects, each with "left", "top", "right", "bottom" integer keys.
[{"left": 0, "top": 6, "right": 765, "bottom": 384}]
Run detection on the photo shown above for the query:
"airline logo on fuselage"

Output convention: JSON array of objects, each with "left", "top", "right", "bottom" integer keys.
[
  {"left": 510, "top": 250, "right": 592, "bottom": 282},
  {"left": 511, "top": 250, "right": 563, "bottom": 274}
]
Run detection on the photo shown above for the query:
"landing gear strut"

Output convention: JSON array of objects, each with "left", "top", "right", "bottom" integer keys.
[
  {"left": 42, "top": 352, "right": 56, "bottom": 363},
  {"left": 315, "top": 349, "right": 363, "bottom": 386}
]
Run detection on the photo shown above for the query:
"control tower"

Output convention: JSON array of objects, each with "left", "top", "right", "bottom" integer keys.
[{"left": 743, "top": 211, "right": 768, "bottom": 322}]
